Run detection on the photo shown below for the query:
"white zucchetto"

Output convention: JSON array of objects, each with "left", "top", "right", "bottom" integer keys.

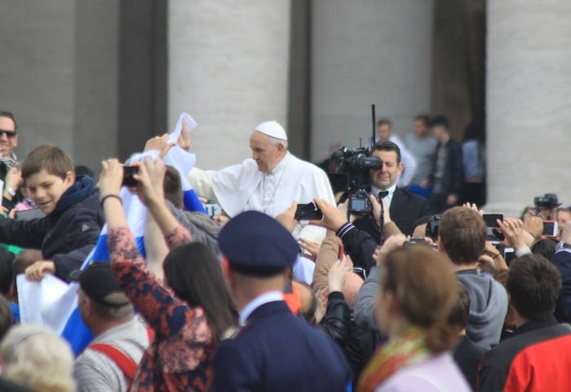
[{"left": 255, "top": 121, "right": 287, "bottom": 141}]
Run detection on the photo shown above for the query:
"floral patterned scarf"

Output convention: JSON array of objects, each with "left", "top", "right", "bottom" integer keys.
[{"left": 357, "top": 326, "right": 430, "bottom": 392}]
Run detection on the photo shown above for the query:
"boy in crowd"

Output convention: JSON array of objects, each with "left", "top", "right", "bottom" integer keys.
[
  {"left": 478, "top": 254, "right": 571, "bottom": 391},
  {"left": 0, "top": 145, "right": 103, "bottom": 282}
]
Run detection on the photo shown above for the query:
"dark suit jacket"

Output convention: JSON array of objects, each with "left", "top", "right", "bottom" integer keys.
[
  {"left": 432, "top": 139, "right": 464, "bottom": 196},
  {"left": 354, "top": 187, "right": 430, "bottom": 242},
  {"left": 211, "top": 300, "right": 352, "bottom": 392}
]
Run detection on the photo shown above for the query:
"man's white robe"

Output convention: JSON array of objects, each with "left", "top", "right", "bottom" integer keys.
[{"left": 190, "top": 152, "right": 335, "bottom": 218}]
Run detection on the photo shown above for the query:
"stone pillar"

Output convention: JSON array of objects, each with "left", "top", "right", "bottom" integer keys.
[
  {"left": 486, "top": 0, "right": 571, "bottom": 216},
  {"left": 311, "top": 0, "right": 434, "bottom": 161},
  {"left": 168, "top": 1, "right": 292, "bottom": 169},
  {"left": 0, "top": 1, "right": 119, "bottom": 170}
]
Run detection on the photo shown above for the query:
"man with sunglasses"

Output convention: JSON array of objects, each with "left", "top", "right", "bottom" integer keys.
[
  {"left": 0, "top": 112, "right": 18, "bottom": 157},
  {"left": 0, "top": 111, "right": 22, "bottom": 210}
]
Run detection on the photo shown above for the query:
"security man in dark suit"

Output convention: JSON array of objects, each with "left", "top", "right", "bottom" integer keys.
[
  {"left": 211, "top": 211, "right": 352, "bottom": 392},
  {"left": 354, "top": 140, "right": 430, "bottom": 242}
]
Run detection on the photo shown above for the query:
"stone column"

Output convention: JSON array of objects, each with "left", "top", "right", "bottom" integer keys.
[
  {"left": 486, "top": 0, "right": 571, "bottom": 216},
  {"left": 168, "top": 1, "right": 292, "bottom": 169},
  {"left": 311, "top": 0, "right": 434, "bottom": 161},
  {"left": 0, "top": 1, "right": 119, "bottom": 170}
]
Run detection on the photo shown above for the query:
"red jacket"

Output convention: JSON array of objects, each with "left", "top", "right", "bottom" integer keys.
[{"left": 478, "top": 317, "right": 571, "bottom": 391}]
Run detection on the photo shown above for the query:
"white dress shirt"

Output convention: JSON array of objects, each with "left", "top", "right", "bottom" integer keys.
[
  {"left": 239, "top": 291, "right": 284, "bottom": 325},
  {"left": 371, "top": 183, "right": 397, "bottom": 208}
]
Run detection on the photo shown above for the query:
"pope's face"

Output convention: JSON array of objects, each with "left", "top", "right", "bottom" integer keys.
[
  {"left": 370, "top": 150, "right": 403, "bottom": 190},
  {"left": 250, "top": 131, "right": 282, "bottom": 173}
]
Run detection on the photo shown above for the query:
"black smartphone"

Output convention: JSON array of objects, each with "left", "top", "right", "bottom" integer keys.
[
  {"left": 16, "top": 208, "right": 46, "bottom": 221},
  {"left": 483, "top": 213, "right": 503, "bottom": 228},
  {"left": 542, "top": 220, "right": 558, "bottom": 237},
  {"left": 122, "top": 166, "right": 139, "bottom": 187},
  {"left": 204, "top": 201, "right": 222, "bottom": 218},
  {"left": 503, "top": 247, "right": 516, "bottom": 265},
  {"left": 295, "top": 202, "right": 323, "bottom": 220}
]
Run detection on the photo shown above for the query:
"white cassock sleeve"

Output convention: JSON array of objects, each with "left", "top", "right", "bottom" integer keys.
[
  {"left": 190, "top": 160, "right": 262, "bottom": 218},
  {"left": 189, "top": 167, "right": 217, "bottom": 202}
]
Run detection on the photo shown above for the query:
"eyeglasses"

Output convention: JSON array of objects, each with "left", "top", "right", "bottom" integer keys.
[{"left": 0, "top": 130, "right": 17, "bottom": 138}]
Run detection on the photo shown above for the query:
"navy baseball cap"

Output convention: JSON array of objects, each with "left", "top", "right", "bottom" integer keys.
[
  {"left": 69, "top": 262, "right": 130, "bottom": 307},
  {"left": 219, "top": 211, "right": 298, "bottom": 276}
]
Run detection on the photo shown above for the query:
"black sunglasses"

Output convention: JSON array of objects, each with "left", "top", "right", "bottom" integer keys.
[{"left": 0, "top": 130, "right": 17, "bottom": 138}]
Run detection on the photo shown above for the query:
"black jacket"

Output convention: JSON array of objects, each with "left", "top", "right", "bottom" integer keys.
[
  {"left": 336, "top": 222, "right": 377, "bottom": 274},
  {"left": 432, "top": 138, "right": 464, "bottom": 196},
  {"left": 353, "top": 186, "right": 430, "bottom": 242},
  {"left": 478, "top": 317, "right": 571, "bottom": 391},
  {"left": 553, "top": 250, "right": 571, "bottom": 322},
  {"left": 320, "top": 291, "right": 376, "bottom": 382},
  {"left": 453, "top": 335, "right": 487, "bottom": 391},
  {"left": 0, "top": 176, "right": 104, "bottom": 281}
]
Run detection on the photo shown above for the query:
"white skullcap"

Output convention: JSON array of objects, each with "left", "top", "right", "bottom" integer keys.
[{"left": 255, "top": 121, "right": 287, "bottom": 141}]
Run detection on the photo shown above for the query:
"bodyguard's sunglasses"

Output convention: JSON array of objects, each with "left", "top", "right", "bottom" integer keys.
[{"left": 0, "top": 130, "right": 17, "bottom": 138}]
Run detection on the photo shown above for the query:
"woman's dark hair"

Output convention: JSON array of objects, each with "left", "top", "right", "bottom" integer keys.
[{"left": 163, "top": 242, "right": 236, "bottom": 343}]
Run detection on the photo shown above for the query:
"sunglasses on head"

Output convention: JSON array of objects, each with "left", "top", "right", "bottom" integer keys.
[{"left": 0, "top": 130, "right": 17, "bottom": 138}]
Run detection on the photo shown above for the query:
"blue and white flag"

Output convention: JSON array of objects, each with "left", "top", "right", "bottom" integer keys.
[
  {"left": 18, "top": 186, "right": 147, "bottom": 355},
  {"left": 165, "top": 113, "right": 205, "bottom": 213},
  {"left": 18, "top": 112, "right": 203, "bottom": 355}
]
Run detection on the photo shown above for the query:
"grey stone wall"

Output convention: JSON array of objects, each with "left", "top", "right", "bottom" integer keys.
[{"left": 486, "top": 0, "right": 571, "bottom": 214}]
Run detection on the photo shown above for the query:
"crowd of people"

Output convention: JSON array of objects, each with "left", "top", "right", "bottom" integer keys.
[{"left": 0, "top": 110, "right": 569, "bottom": 392}]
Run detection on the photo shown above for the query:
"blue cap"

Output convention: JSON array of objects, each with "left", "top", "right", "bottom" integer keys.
[{"left": 219, "top": 211, "right": 298, "bottom": 276}]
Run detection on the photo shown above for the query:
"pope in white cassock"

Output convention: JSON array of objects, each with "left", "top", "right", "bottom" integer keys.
[{"left": 189, "top": 121, "right": 336, "bottom": 218}]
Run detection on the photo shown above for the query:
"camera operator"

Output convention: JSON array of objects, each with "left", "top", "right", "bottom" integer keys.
[
  {"left": 533, "top": 193, "right": 559, "bottom": 219},
  {"left": 353, "top": 141, "right": 430, "bottom": 242}
]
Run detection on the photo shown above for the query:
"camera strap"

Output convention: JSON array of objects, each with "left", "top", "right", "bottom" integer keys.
[{"left": 378, "top": 191, "right": 389, "bottom": 242}]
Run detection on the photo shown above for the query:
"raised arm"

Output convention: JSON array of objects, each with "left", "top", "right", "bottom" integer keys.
[{"left": 98, "top": 158, "right": 195, "bottom": 336}]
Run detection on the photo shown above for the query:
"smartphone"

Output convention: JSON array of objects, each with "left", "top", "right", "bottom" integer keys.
[
  {"left": 403, "top": 237, "right": 434, "bottom": 249},
  {"left": 122, "top": 166, "right": 139, "bottom": 187},
  {"left": 353, "top": 267, "right": 367, "bottom": 280},
  {"left": 542, "top": 220, "right": 558, "bottom": 237},
  {"left": 205, "top": 201, "right": 222, "bottom": 218},
  {"left": 295, "top": 202, "right": 323, "bottom": 221},
  {"left": 16, "top": 208, "right": 46, "bottom": 221},
  {"left": 503, "top": 247, "right": 516, "bottom": 265},
  {"left": 483, "top": 214, "right": 503, "bottom": 228}
]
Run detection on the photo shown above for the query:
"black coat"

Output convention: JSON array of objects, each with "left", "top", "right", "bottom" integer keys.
[
  {"left": 354, "top": 187, "right": 430, "bottom": 242},
  {"left": 0, "top": 176, "right": 103, "bottom": 281},
  {"left": 320, "top": 291, "right": 376, "bottom": 382},
  {"left": 432, "top": 138, "right": 464, "bottom": 196},
  {"left": 212, "top": 301, "right": 352, "bottom": 392}
]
